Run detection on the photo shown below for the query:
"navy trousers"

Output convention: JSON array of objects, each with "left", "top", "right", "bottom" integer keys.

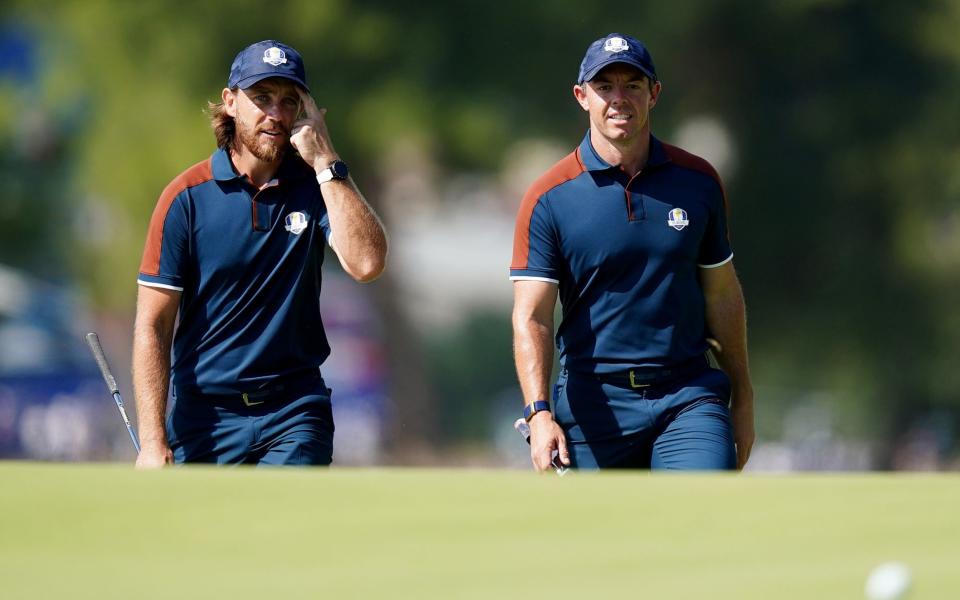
[
  {"left": 554, "top": 366, "right": 736, "bottom": 470},
  {"left": 167, "top": 377, "right": 334, "bottom": 466}
]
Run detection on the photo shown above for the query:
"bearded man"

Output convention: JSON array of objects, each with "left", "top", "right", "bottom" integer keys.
[{"left": 133, "top": 40, "right": 386, "bottom": 467}]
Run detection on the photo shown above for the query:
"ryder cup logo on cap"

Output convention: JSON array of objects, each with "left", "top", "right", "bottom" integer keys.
[
  {"left": 228, "top": 40, "right": 309, "bottom": 92},
  {"left": 603, "top": 37, "right": 630, "bottom": 53},
  {"left": 578, "top": 33, "right": 657, "bottom": 84},
  {"left": 668, "top": 208, "right": 689, "bottom": 231},
  {"left": 285, "top": 211, "right": 309, "bottom": 235},
  {"left": 262, "top": 46, "right": 287, "bottom": 66}
]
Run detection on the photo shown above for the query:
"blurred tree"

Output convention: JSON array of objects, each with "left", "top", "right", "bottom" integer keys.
[
  {"left": 689, "top": 1, "right": 960, "bottom": 461},
  {"left": 0, "top": 23, "right": 76, "bottom": 280}
]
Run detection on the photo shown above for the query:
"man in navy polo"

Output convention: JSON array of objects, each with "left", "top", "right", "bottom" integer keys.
[
  {"left": 133, "top": 40, "right": 387, "bottom": 467},
  {"left": 511, "top": 33, "right": 754, "bottom": 470}
]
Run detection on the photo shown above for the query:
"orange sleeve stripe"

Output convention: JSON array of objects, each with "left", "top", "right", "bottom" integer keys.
[
  {"left": 660, "top": 142, "right": 729, "bottom": 214},
  {"left": 139, "top": 158, "right": 214, "bottom": 276},
  {"left": 511, "top": 149, "right": 586, "bottom": 270}
]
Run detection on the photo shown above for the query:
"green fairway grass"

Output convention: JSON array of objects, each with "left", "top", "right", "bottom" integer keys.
[{"left": 1, "top": 464, "right": 957, "bottom": 599}]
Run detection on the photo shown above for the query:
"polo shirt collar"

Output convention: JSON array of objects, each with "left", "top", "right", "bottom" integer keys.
[
  {"left": 578, "top": 131, "right": 671, "bottom": 172},
  {"left": 211, "top": 147, "right": 239, "bottom": 181},
  {"left": 210, "top": 147, "right": 316, "bottom": 183},
  {"left": 646, "top": 135, "right": 670, "bottom": 168}
]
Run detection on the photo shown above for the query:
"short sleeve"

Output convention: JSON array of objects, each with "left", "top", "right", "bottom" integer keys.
[
  {"left": 697, "top": 181, "right": 733, "bottom": 268},
  {"left": 510, "top": 196, "right": 561, "bottom": 283},
  {"left": 138, "top": 191, "right": 190, "bottom": 290}
]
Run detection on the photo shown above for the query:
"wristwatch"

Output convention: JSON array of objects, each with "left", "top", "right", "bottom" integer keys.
[
  {"left": 523, "top": 400, "right": 551, "bottom": 422},
  {"left": 316, "top": 159, "right": 349, "bottom": 184}
]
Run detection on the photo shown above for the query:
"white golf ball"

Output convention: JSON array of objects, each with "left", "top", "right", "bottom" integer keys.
[{"left": 865, "top": 561, "right": 912, "bottom": 600}]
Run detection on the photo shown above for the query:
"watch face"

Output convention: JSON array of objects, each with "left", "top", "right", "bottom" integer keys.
[{"left": 331, "top": 160, "right": 349, "bottom": 179}]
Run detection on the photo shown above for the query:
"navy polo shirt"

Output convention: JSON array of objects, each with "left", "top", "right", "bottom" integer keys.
[
  {"left": 510, "top": 133, "right": 733, "bottom": 374},
  {"left": 138, "top": 148, "right": 332, "bottom": 394}
]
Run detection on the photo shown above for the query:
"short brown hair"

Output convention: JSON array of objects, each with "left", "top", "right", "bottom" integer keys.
[{"left": 207, "top": 90, "right": 237, "bottom": 150}]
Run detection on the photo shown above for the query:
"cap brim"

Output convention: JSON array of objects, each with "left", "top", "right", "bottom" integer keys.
[
  {"left": 232, "top": 72, "right": 310, "bottom": 93},
  {"left": 580, "top": 58, "right": 656, "bottom": 84}
]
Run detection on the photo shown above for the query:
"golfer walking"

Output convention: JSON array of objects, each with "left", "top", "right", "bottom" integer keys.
[
  {"left": 133, "top": 40, "right": 386, "bottom": 467},
  {"left": 511, "top": 33, "right": 754, "bottom": 470}
]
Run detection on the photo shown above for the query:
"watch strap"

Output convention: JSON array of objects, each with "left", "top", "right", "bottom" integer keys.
[
  {"left": 316, "top": 160, "right": 348, "bottom": 184},
  {"left": 316, "top": 168, "right": 334, "bottom": 184},
  {"left": 523, "top": 400, "right": 551, "bottom": 422}
]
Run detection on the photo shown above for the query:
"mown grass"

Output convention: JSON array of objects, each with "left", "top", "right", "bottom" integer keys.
[{"left": 1, "top": 464, "right": 956, "bottom": 599}]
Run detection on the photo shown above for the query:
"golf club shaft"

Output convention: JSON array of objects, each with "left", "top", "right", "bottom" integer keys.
[
  {"left": 113, "top": 392, "right": 141, "bottom": 454},
  {"left": 85, "top": 332, "right": 141, "bottom": 453}
]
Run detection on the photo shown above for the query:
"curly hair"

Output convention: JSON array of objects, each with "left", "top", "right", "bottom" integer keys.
[{"left": 207, "top": 92, "right": 237, "bottom": 150}]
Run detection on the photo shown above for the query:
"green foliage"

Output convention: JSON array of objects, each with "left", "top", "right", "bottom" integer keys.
[{"left": 704, "top": 0, "right": 960, "bottom": 432}]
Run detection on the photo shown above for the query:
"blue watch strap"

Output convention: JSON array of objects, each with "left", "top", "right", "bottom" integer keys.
[{"left": 523, "top": 400, "right": 551, "bottom": 422}]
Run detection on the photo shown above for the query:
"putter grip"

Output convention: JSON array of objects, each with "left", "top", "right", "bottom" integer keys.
[{"left": 85, "top": 332, "right": 119, "bottom": 395}]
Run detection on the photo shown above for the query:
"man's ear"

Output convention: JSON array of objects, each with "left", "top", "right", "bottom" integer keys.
[
  {"left": 648, "top": 80, "right": 662, "bottom": 109},
  {"left": 573, "top": 84, "right": 590, "bottom": 112},
  {"left": 222, "top": 88, "right": 238, "bottom": 118}
]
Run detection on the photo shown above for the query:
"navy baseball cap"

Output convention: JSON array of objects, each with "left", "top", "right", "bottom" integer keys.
[
  {"left": 227, "top": 40, "right": 309, "bottom": 92},
  {"left": 577, "top": 33, "right": 657, "bottom": 84}
]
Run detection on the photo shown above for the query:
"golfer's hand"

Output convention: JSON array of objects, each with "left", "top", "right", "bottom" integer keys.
[
  {"left": 528, "top": 412, "right": 570, "bottom": 472},
  {"left": 136, "top": 440, "right": 173, "bottom": 470},
  {"left": 290, "top": 88, "right": 339, "bottom": 173},
  {"left": 731, "top": 387, "right": 755, "bottom": 470}
]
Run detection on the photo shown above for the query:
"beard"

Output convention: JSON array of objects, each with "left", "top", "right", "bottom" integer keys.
[{"left": 235, "top": 117, "right": 289, "bottom": 163}]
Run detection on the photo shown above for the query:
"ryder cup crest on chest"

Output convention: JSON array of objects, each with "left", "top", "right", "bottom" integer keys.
[
  {"left": 285, "top": 211, "right": 309, "bottom": 235},
  {"left": 668, "top": 208, "right": 689, "bottom": 231}
]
